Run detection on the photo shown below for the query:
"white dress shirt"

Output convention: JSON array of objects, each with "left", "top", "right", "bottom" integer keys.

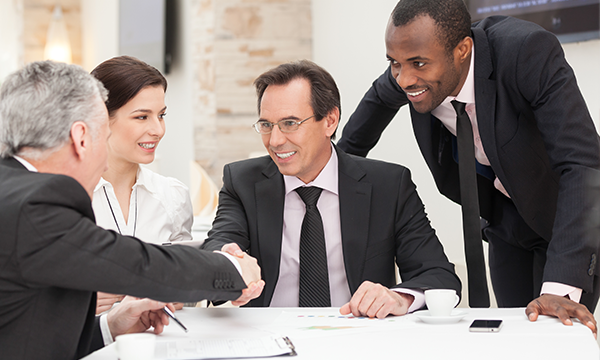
[
  {"left": 92, "top": 166, "right": 193, "bottom": 244},
  {"left": 270, "top": 145, "right": 424, "bottom": 311},
  {"left": 93, "top": 166, "right": 193, "bottom": 345},
  {"left": 430, "top": 45, "right": 581, "bottom": 303}
]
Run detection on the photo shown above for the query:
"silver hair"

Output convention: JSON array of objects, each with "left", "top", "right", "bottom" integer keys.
[{"left": 0, "top": 60, "right": 108, "bottom": 159}]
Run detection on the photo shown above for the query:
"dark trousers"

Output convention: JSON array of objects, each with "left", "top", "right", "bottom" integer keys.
[{"left": 483, "top": 196, "right": 600, "bottom": 311}]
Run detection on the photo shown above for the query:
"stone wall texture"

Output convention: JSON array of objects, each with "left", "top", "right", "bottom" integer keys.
[
  {"left": 23, "top": 0, "right": 82, "bottom": 66},
  {"left": 20, "top": 0, "right": 311, "bottom": 185},
  {"left": 191, "top": 0, "right": 312, "bottom": 183}
]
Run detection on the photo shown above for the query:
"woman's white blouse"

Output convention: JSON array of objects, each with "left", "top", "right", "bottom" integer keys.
[{"left": 92, "top": 167, "right": 193, "bottom": 244}]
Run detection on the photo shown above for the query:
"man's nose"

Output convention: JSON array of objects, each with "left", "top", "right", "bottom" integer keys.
[
  {"left": 269, "top": 124, "right": 287, "bottom": 147},
  {"left": 394, "top": 68, "right": 417, "bottom": 90}
]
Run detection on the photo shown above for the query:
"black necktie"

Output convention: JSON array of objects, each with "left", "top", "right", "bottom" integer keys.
[
  {"left": 452, "top": 100, "right": 490, "bottom": 308},
  {"left": 295, "top": 186, "right": 331, "bottom": 307}
]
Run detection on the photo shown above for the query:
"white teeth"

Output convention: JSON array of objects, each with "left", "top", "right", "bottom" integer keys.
[
  {"left": 407, "top": 89, "right": 427, "bottom": 96},
  {"left": 276, "top": 151, "right": 296, "bottom": 159},
  {"left": 139, "top": 143, "right": 156, "bottom": 149}
]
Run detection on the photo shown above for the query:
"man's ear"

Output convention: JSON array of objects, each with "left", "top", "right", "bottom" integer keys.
[
  {"left": 324, "top": 107, "right": 340, "bottom": 138},
  {"left": 70, "top": 121, "right": 89, "bottom": 160},
  {"left": 455, "top": 36, "right": 473, "bottom": 64}
]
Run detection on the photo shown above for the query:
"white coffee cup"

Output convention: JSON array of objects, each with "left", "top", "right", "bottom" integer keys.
[
  {"left": 424, "top": 289, "right": 459, "bottom": 317},
  {"left": 115, "top": 333, "right": 156, "bottom": 360}
]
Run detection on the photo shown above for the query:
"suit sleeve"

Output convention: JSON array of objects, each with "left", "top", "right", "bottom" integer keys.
[
  {"left": 392, "top": 168, "right": 462, "bottom": 296},
  {"left": 16, "top": 176, "right": 246, "bottom": 303},
  {"left": 202, "top": 164, "right": 252, "bottom": 253},
  {"left": 89, "top": 316, "right": 105, "bottom": 354},
  {"left": 337, "top": 66, "right": 409, "bottom": 157},
  {"left": 515, "top": 30, "right": 600, "bottom": 291}
]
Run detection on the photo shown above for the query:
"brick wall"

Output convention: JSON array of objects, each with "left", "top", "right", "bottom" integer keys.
[
  {"left": 23, "top": 0, "right": 82, "bottom": 66},
  {"left": 191, "top": 0, "right": 312, "bottom": 183}
]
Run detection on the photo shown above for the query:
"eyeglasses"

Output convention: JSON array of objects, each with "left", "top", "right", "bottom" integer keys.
[{"left": 252, "top": 115, "right": 315, "bottom": 134}]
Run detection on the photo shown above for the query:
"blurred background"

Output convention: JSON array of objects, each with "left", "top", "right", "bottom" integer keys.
[{"left": 1, "top": 0, "right": 599, "bottom": 308}]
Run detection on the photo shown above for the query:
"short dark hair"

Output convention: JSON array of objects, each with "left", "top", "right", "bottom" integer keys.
[
  {"left": 391, "top": 0, "right": 471, "bottom": 55},
  {"left": 91, "top": 56, "right": 167, "bottom": 117},
  {"left": 253, "top": 60, "right": 340, "bottom": 140}
]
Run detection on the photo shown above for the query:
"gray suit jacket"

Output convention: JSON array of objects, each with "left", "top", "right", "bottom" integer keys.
[
  {"left": 0, "top": 157, "right": 246, "bottom": 360},
  {"left": 202, "top": 145, "right": 461, "bottom": 307}
]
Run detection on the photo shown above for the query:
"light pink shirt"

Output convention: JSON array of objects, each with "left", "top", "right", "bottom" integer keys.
[
  {"left": 270, "top": 145, "right": 425, "bottom": 311},
  {"left": 430, "top": 47, "right": 581, "bottom": 302}
]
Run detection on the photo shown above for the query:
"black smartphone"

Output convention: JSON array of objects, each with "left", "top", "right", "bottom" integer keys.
[{"left": 469, "top": 319, "right": 503, "bottom": 332}]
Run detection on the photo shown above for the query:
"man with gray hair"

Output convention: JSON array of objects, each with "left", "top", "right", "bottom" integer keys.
[{"left": 0, "top": 61, "right": 264, "bottom": 360}]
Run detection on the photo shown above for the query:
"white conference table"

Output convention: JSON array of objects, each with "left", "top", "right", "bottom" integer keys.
[{"left": 83, "top": 307, "right": 598, "bottom": 359}]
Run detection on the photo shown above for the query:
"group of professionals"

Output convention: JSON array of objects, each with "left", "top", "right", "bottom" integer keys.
[{"left": 0, "top": 0, "right": 599, "bottom": 358}]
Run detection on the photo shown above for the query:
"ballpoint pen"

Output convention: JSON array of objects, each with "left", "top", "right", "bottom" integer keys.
[{"left": 163, "top": 306, "right": 188, "bottom": 333}]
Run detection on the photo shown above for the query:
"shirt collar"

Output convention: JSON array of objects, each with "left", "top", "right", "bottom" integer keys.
[
  {"left": 94, "top": 166, "right": 157, "bottom": 193},
  {"left": 13, "top": 156, "right": 38, "bottom": 172},
  {"left": 283, "top": 143, "right": 339, "bottom": 196},
  {"left": 135, "top": 166, "right": 157, "bottom": 193}
]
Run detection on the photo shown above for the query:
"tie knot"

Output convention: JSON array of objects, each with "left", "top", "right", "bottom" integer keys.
[
  {"left": 295, "top": 186, "right": 323, "bottom": 207},
  {"left": 451, "top": 100, "right": 467, "bottom": 116}
]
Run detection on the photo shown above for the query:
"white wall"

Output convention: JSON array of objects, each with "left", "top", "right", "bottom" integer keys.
[
  {"left": 158, "top": 0, "right": 193, "bottom": 187},
  {"left": 0, "top": 0, "right": 23, "bottom": 84},
  {"left": 312, "top": 0, "right": 600, "bottom": 307},
  {"left": 81, "top": 0, "right": 119, "bottom": 72},
  {"left": 80, "top": 0, "right": 192, "bottom": 187}
]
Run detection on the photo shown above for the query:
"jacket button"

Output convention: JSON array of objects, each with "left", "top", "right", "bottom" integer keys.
[{"left": 589, "top": 268, "right": 594, "bottom": 276}]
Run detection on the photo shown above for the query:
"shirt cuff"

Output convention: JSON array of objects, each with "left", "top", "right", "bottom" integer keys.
[
  {"left": 99, "top": 313, "right": 114, "bottom": 346},
  {"left": 391, "top": 288, "right": 425, "bottom": 313},
  {"left": 540, "top": 282, "right": 582, "bottom": 303},
  {"left": 214, "top": 251, "right": 243, "bottom": 277}
]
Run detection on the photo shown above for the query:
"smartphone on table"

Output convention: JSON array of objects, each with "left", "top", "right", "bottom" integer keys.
[{"left": 469, "top": 319, "right": 503, "bottom": 332}]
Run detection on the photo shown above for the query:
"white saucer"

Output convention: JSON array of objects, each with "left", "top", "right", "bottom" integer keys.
[{"left": 414, "top": 310, "right": 468, "bottom": 324}]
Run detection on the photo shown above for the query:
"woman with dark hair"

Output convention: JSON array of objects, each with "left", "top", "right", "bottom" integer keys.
[{"left": 90, "top": 56, "right": 193, "bottom": 313}]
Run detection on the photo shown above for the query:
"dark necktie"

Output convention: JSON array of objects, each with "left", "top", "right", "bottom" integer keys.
[
  {"left": 295, "top": 186, "right": 331, "bottom": 307},
  {"left": 452, "top": 100, "right": 490, "bottom": 308}
]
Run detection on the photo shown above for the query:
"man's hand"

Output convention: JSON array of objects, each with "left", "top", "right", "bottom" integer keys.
[
  {"left": 340, "top": 281, "right": 414, "bottom": 319},
  {"left": 526, "top": 294, "right": 597, "bottom": 338},
  {"left": 106, "top": 296, "right": 173, "bottom": 340},
  {"left": 231, "top": 280, "right": 265, "bottom": 307},
  {"left": 221, "top": 243, "right": 245, "bottom": 258},
  {"left": 218, "top": 243, "right": 264, "bottom": 305},
  {"left": 96, "top": 292, "right": 125, "bottom": 314},
  {"left": 219, "top": 243, "right": 262, "bottom": 286}
]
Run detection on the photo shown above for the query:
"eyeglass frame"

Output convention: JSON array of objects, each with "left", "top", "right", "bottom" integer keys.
[{"left": 252, "top": 115, "right": 315, "bottom": 134}]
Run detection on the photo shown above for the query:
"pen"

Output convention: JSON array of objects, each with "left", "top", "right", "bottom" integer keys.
[{"left": 163, "top": 306, "right": 188, "bottom": 333}]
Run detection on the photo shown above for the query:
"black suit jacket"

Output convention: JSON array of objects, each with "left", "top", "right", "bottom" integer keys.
[
  {"left": 338, "top": 16, "right": 600, "bottom": 296},
  {"left": 0, "top": 157, "right": 247, "bottom": 360},
  {"left": 202, "top": 146, "right": 461, "bottom": 307}
]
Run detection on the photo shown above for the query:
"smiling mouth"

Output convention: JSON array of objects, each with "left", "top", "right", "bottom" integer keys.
[
  {"left": 406, "top": 89, "right": 428, "bottom": 97},
  {"left": 276, "top": 151, "right": 296, "bottom": 159},
  {"left": 139, "top": 143, "right": 156, "bottom": 149}
]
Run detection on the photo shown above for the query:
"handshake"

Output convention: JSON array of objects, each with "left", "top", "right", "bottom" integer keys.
[{"left": 219, "top": 243, "right": 265, "bottom": 307}]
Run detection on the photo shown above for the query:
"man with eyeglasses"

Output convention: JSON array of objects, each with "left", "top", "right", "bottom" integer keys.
[{"left": 202, "top": 60, "right": 460, "bottom": 318}]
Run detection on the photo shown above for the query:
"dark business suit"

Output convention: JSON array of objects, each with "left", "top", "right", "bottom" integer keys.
[
  {"left": 202, "top": 145, "right": 461, "bottom": 307},
  {"left": 0, "top": 157, "right": 246, "bottom": 360},
  {"left": 338, "top": 16, "right": 600, "bottom": 309}
]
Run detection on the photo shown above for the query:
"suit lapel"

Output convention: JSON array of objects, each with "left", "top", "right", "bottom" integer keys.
[
  {"left": 255, "top": 160, "right": 285, "bottom": 306},
  {"left": 411, "top": 108, "right": 437, "bottom": 169},
  {"left": 472, "top": 27, "right": 506, "bottom": 185},
  {"left": 335, "top": 146, "right": 372, "bottom": 293}
]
